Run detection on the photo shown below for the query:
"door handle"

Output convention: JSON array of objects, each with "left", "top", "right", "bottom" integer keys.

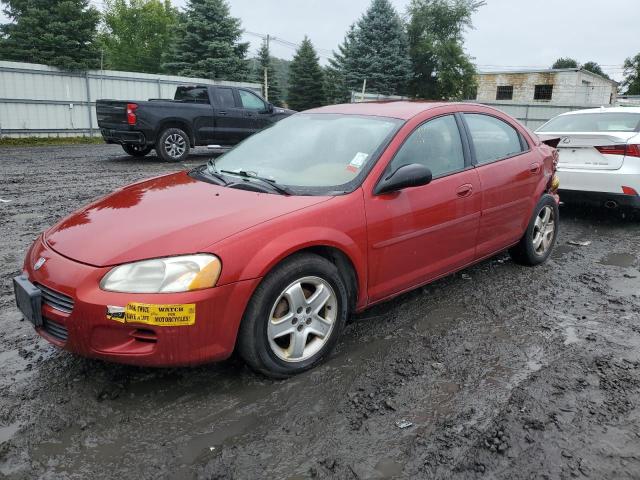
[
  {"left": 530, "top": 162, "right": 541, "bottom": 174},
  {"left": 456, "top": 184, "right": 473, "bottom": 198},
  {"left": 218, "top": 111, "right": 227, "bottom": 115}
]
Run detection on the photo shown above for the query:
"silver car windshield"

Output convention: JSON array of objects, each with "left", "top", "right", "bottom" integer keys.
[
  {"left": 538, "top": 113, "right": 640, "bottom": 133},
  {"left": 213, "top": 113, "right": 401, "bottom": 189}
]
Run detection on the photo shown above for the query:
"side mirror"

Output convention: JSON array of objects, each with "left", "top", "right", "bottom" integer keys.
[
  {"left": 266, "top": 102, "right": 274, "bottom": 113},
  {"left": 375, "top": 163, "right": 432, "bottom": 195}
]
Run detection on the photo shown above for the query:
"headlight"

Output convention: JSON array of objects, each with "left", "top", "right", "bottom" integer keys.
[{"left": 100, "top": 254, "right": 221, "bottom": 293}]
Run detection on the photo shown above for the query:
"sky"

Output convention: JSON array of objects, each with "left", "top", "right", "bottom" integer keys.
[{"left": 1, "top": 0, "right": 636, "bottom": 81}]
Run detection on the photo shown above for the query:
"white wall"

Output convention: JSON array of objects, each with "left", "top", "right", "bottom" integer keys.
[
  {"left": 476, "top": 70, "right": 617, "bottom": 107},
  {"left": 0, "top": 60, "right": 261, "bottom": 137}
]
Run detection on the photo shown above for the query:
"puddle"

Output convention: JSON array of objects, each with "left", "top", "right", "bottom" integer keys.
[
  {"left": 374, "top": 458, "right": 405, "bottom": 478},
  {"left": 180, "top": 413, "right": 261, "bottom": 465},
  {"left": 0, "top": 422, "right": 20, "bottom": 443},
  {"left": 414, "top": 305, "right": 469, "bottom": 334},
  {"left": 610, "top": 274, "right": 640, "bottom": 297},
  {"left": 553, "top": 244, "right": 575, "bottom": 258},
  {"left": 600, "top": 253, "right": 637, "bottom": 268},
  {"left": 564, "top": 326, "right": 581, "bottom": 345}
]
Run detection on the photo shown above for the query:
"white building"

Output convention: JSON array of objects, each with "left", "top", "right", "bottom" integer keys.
[{"left": 474, "top": 68, "right": 618, "bottom": 107}]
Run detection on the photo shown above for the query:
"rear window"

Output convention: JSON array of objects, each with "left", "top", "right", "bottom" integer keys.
[
  {"left": 538, "top": 113, "right": 640, "bottom": 133},
  {"left": 464, "top": 114, "right": 525, "bottom": 164},
  {"left": 174, "top": 87, "right": 209, "bottom": 103}
]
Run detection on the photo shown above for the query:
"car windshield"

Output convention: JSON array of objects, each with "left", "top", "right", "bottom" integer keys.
[
  {"left": 538, "top": 112, "right": 640, "bottom": 133},
  {"left": 212, "top": 113, "right": 402, "bottom": 192}
]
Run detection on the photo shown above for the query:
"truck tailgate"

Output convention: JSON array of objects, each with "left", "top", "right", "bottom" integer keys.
[{"left": 96, "top": 101, "right": 129, "bottom": 127}]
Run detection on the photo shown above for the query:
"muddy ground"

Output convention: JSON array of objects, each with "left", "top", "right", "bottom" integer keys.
[{"left": 1, "top": 144, "right": 639, "bottom": 480}]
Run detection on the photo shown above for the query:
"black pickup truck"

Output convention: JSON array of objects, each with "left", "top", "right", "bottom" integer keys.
[{"left": 97, "top": 85, "right": 294, "bottom": 161}]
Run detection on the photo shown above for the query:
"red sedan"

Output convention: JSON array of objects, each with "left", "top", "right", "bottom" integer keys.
[{"left": 13, "top": 102, "right": 560, "bottom": 377}]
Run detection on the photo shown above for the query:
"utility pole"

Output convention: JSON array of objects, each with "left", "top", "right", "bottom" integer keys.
[
  {"left": 264, "top": 34, "right": 270, "bottom": 102},
  {"left": 360, "top": 78, "right": 367, "bottom": 102}
]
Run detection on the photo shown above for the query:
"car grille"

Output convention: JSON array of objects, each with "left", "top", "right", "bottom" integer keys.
[
  {"left": 36, "top": 283, "right": 74, "bottom": 314},
  {"left": 42, "top": 318, "right": 68, "bottom": 342}
]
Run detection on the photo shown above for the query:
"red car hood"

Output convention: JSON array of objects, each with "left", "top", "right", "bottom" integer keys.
[{"left": 45, "top": 172, "right": 330, "bottom": 267}]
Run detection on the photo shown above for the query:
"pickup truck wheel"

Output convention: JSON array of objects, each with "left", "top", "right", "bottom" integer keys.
[
  {"left": 237, "top": 253, "right": 349, "bottom": 378},
  {"left": 156, "top": 128, "right": 190, "bottom": 162},
  {"left": 122, "top": 144, "right": 152, "bottom": 157}
]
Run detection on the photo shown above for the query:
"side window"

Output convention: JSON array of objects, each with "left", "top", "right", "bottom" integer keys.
[
  {"left": 389, "top": 115, "right": 465, "bottom": 179},
  {"left": 215, "top": 88, "right": 236, "bottom": 109},
  {"left": 464, "top": 114, "right": 525, "bottom": 165},
  {"left": 175, "top": 87, "right": 209, "bottom": 103},
  {"left": 239, "top": 90, "right": 266, "bottom": 111}
]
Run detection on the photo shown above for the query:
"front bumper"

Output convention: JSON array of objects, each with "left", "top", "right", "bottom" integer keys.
[{"left": 18, "top": 238, "right": 260, "bottom": 367}]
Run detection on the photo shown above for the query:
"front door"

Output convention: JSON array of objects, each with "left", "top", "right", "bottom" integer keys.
[
  {"left": 238, "top": 89, "right": 271, "bottom": 136},
  {"left": 365, "top": 114, "right": 482, "bottom": 302}
]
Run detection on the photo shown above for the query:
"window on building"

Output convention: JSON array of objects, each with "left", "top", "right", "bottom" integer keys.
[
  {"left": 496, "top": 85, "right": 513, "bottom": 100},
  {"left": 534, "top": 84, "right": 553, "bottom": 101}
]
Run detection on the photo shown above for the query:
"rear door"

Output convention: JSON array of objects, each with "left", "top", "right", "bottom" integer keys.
[
  {"left": 462, "top": 112, "right": 539, "bottom": 259},
  {"left": 173, "top": 86, "right": 214, "bottom": 143},
  {"left": 209, "top": 87, "right": 247, "bottom": 145}
]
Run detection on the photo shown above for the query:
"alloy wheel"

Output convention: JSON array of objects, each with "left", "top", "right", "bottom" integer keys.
[
  {"left": 532, "top": 205, "right": 555, "bottom": 255},
  {"left": 267, "top": 276, "right": 338, "bottom": 363},
  {"left": 164, "top": 133, "right": 186, "bottom": 159}
]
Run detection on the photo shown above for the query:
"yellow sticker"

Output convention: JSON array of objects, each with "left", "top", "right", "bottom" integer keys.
[{"left": 123, "top": 303, "right": 196, "bottom": 327}]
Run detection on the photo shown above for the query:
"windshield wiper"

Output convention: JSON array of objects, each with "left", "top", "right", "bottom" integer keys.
[
  {"left": 204, "top": 159, "right": 229, "bottom": 185},
  {"left": 220, "top": 169, "right": 292, "bottom": 196}
]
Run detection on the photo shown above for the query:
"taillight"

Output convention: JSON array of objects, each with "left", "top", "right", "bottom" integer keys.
[
  {"left": 622, "top": 186, "right": 639, "bottom": 196},
  {"left": 595, "top": 144, "right": 640, "bottom": 157},
  {"left": 625, "top": 144, "right": 640, "bottom": 158},
  {"left": 126, "top": 103, "right": 138, "bottom": 125}
]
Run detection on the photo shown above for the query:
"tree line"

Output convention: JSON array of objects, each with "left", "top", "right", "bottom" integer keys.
[{"left": 1, "top": 0, "right": 639, "bottom": 111}]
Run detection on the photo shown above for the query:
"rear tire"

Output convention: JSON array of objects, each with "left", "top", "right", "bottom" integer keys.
[
  {"left": 237, "top": 253, "right": 349, "bottom": 378},
  {"left": 156, "top": 128, "right": 190, "bottom": 162},
  {"left": 510, "top": 194, "right": 559, "bottom": 266},
  {"left": 122, "top": 144, "right": 152, "bottom": 157}
]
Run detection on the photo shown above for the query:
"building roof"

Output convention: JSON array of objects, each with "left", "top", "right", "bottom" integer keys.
[{"left": 477, "top": 68, "right": 617, "bottom": 85}]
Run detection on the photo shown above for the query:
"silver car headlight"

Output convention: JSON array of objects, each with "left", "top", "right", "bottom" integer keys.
[{"left": 100, "top": 254, "right": 221, "bottom": 293}]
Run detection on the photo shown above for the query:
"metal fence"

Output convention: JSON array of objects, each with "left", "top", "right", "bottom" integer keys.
[
  {"left": 477, "top": 103, "right": 588, "bottom": 130},
  {"left": 350, "top": 91, "right": 588, "bottom": 131},
  {"left": 0, "top": 60, "right": 261, "bottom": 138}
]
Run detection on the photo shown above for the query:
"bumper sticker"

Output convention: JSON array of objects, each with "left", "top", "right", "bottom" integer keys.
[{"left": 107, "top": 303, "right": 196, "bottom": 326}]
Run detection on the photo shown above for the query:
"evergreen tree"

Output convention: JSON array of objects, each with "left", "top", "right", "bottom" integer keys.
[
  {"left": 622, "top": 53, "right": 640, "bottom": 95},
  {"left": 162, "top": 0, "right": 248, "bottom": 80},
  {"left": 331, "top": 0, "right": 411, "bottom": 97},
  {"left": 552, "top": 57, "right": 579, "bottom": 69},
  {"left": 581, "top": 61, "right": 609, "bottom": 79},
  {"left": 326, "top": 24, "right": 357, "bottom": 104},
  {"left": 100, "top": 0, "right": 178, "bottom": 74},
  {"left": 0, "top": 0, "right": 100, "bottom": 70},
  {"left": 255, "top": 39, "right": 283, "bottom": 106},
  {"left": 407, "top": 0, "right": 482, "bottom": 100},
  {"left": 287, "top": 37, "right": 325, "bottom": 111}
]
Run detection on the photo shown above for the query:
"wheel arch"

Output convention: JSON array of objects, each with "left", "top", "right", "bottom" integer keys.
[{"left": 156, "top": 119, "right": 195, "bottom": 146}]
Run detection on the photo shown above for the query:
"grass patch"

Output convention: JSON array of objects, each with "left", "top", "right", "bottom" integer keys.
[{"left": 0, "top": 136, "right": 105, "bottom": 147}]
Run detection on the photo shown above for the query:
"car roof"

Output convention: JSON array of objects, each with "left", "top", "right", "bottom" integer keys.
[
  {"left": 305, "top": 101, "right": 456, "bottom": 120},
  {"left": 557, "top": 106, "right": 640, "bottom": 116}
]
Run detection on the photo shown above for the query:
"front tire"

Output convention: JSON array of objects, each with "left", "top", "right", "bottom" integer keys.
[
  {"left": 237, "top": 253, "right": 349, "bottom": 378},
  {"left": 122, "top": 144, "right": 152, "bottom": 157},
  {"left": 510, "top": 194, "right": 559, "bottom": 265},
  {"left": 156, "top": 127, "right": 190, "bottom": 162}
]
